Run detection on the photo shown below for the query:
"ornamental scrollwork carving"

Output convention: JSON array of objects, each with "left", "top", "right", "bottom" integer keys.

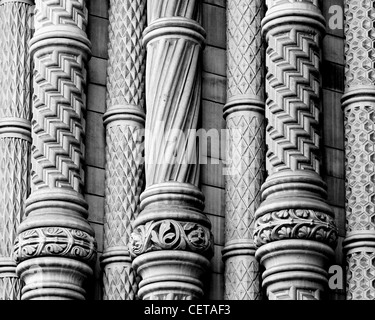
[
  {"left": 130, "top": 220, "right": 213, "bottom": 258},
  {"left": 14, "top": 227, "right": 97, "bottom": 264},
  {"left": 254, "top": 209, "right": 338, "bottom": 247}
]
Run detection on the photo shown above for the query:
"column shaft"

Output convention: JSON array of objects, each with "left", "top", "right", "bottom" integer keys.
[
  {"left": 253, "top": 0, "right": 337, "bottom": 300},
  {"left": 130, "top": 0, "right": 214, "bottom": 300},
  {"left": 343, "top": 0, "right": 375, "bottom": 300},
  {"left": 14, "top": 0, "right": 97, "bottom": 300},
  {"left": 101, "top": 0, "right": 146, "bottom": 300},
  {"left": 0, "top": 0, "right": 33, "bottom": 300},
  {"left": 223, "top": 0, "right": 265, "bottom": 300}
]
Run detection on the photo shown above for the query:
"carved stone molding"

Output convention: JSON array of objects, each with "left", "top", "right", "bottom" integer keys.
[
  {"left": 223, "top": 0, "right": 265, "bottom": 301},
  {"left": 130, "top": 0, "right": 213, "bottom": 301},
  {"left": 342, "top": 0, "right": 375, "bottom": 300},
  {"left": 14, "top": 227, "right": 96, "bottom": 263},
  {"left": 131, "top": 219, "right": 213, "bottom": 257},
  {"left": 14, "top": 0, "right": 97, "bottom": 300},
  {"left": 101, "top": 0, "right": 146, "bottom": 300},
  {"left": 254, "top": 1, "right": 337, "bottom": 300},
  {"left": 0, "top": 0, "right": 33, "bottom": 300},
  {"left": 254, "top": 209, "right": 337, "bottom": 247}
]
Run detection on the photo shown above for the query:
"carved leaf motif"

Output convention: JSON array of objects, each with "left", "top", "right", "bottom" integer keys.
[
  {"left": 315, "top": 228, "right": 326, "bottom": 241},
  {"left": 277, "top": 226, "right": 291, "bottom": 239},
  {"left": 44, "top": 243, "right": 65, "bottom": 254},
  {"left": 275, "top": 210, "right": 290, "bottom": 219},
  {"left": 295, "top": 210, "right": 310, "bottom": 219},
  {"left": 297, "top": 226, "right": 311, "bottom": 238}
]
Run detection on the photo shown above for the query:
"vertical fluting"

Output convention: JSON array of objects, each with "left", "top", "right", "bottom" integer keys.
[
  {"left": 129, "top": 0, "right": 214, "bottom": 300},
  {"left": 222, "top": 0, "right": 265, "bottom": 300},
  {"left": 343, "top": 0, "right": 375, "bottom": 300},
  {"left": 253, "top": 0, "right": 338, "bottom": 300},
  {"left": 13, "top": 0, "right": 97, "bottom": 300},
  {"left": 101, "top": 0, "right": 146, "bottom": 300},
  {"left": 0, "top": 0, "right": 33, "bottom": 300}
]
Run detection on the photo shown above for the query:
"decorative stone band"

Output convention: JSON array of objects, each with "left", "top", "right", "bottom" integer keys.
[
  {"left": 0, "top": 118, "right": 31, "bottom": 142},
  {"left": 254, "top": 209, "right": 337, "bottom": 247},
  {"left": 143, "top": 17, "right": 206, "bottom": 49},
  {"left": 130, "top": 182, "right": 213, "bottom": 259},
  {"left": 0, "top": 258, "right": 17, "bottom": 278},
  {"left": 343, "top": 232, "right": 375, "bottom": 253},
  {"left": 101, "top": 246, "right": 133, "bottom": 266},
  {"left": 14, "top": 227, "right": 96, "bottom": 264},
  {"left": 224, "top": 95, "right": 265, "bottom": 118},
  {"left": 222, "top": 239, "right": 257, "bottom": 261},
  {"left": 254, "top": 171, "right": 338, "bottom": 248},
  {"left": 342, "top": 87, "right": 375, "bottom": 109},
  {"left": 14, "top": 189, "right": 97, "bottom": 265},
  {"left": 103, "top": 104, "right": 146, "bottom": 128},
  {"left": 130, "top": 219, "right": 213, "bottom": 258}
]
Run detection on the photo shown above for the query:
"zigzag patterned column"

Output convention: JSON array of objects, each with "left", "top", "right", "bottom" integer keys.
[
  {"left": 222, "top": 0, "right": 265, "bottom": 300},
  {"left": 129, "top": 0, "right": 214, "bottom": 300},
  {"left": 253, "top": 0, "right": 338, "bottom": 300},
  {"left": 13, "top": 0, "right": 97, "bottom": 300},
  {"left": 343, "top": 0, "right": 375, "bottom": 300},
  {"left": 101, "top": 0, "right": 146, "bottom": 300},
  {"left": 0, "top": 0, "right": 33, "bottom": 300}
]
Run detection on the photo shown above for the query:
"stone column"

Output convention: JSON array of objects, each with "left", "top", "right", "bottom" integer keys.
[
  {"left": 253, "top": 0, "right": 338, "bottom": 300},
  {"left": 0, "top": 0, "right": 33, "bottom": 300},
  {"left": 222, "top": 0, "right": 265, "bottom": 300},
  {"left": 343, "top": 0, "right": 375, "bottom": 300},
  {"left": 129, "top": 0, "right": 214, "bottom": 300},
  {"left": 13, "top": 0, "right": 97, "bottom": 300},
  {"left": 101, "top": 0, "right": 146, "bottom": 300}
]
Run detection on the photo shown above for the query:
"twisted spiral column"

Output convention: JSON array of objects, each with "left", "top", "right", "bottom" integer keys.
[
  {"left": 222, "top": 0, "right": 265, "bottom": 300},
  {"left": 101, "top": 0, "right": 146, "bottom": 300},
  {"left": 253, "top": 0, "right": 338, "bottom": 300},
  {"left": 13, "top": 0, "right": 97, "bottom": 300},
  {"left": 342, "top": 0, "right": 375, "bottom": 300},
  {"left": 0, "top": 0, "right": 33, "bottom": 300},
  {"left": 129, "top": 0, "right": 214, "bottom": 300}
]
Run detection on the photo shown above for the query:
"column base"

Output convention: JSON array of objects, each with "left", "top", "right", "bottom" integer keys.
[
  {"left": 17, "top": 257, "right": 92, "bottom": 300},
  {"left": 132, "top": 251, "right": 210, "bottom": 300},
  {"left": 256, "top": 239, "right": 334, "bottom": 300}
]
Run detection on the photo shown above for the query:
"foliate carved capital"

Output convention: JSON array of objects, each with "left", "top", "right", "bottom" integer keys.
[
  {"left": 254, "top": 209, "right": 338, "bottom": 247},
  {"left": 14, "top": 227, "right": 97, "bottom": 264},
  {"left": 130, "top": 220, "right": 213, "bottom": 259}
]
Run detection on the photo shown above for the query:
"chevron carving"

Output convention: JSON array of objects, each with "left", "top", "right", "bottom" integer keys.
[
  {"left": 265, "top": 29, "right": 321, "bottom": 174},
  {"left": 34, "top": 0, "right": 87, "bottom": 31},
  {"left": 31, "top": 48, "right": 86, "bottom": 193}
]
